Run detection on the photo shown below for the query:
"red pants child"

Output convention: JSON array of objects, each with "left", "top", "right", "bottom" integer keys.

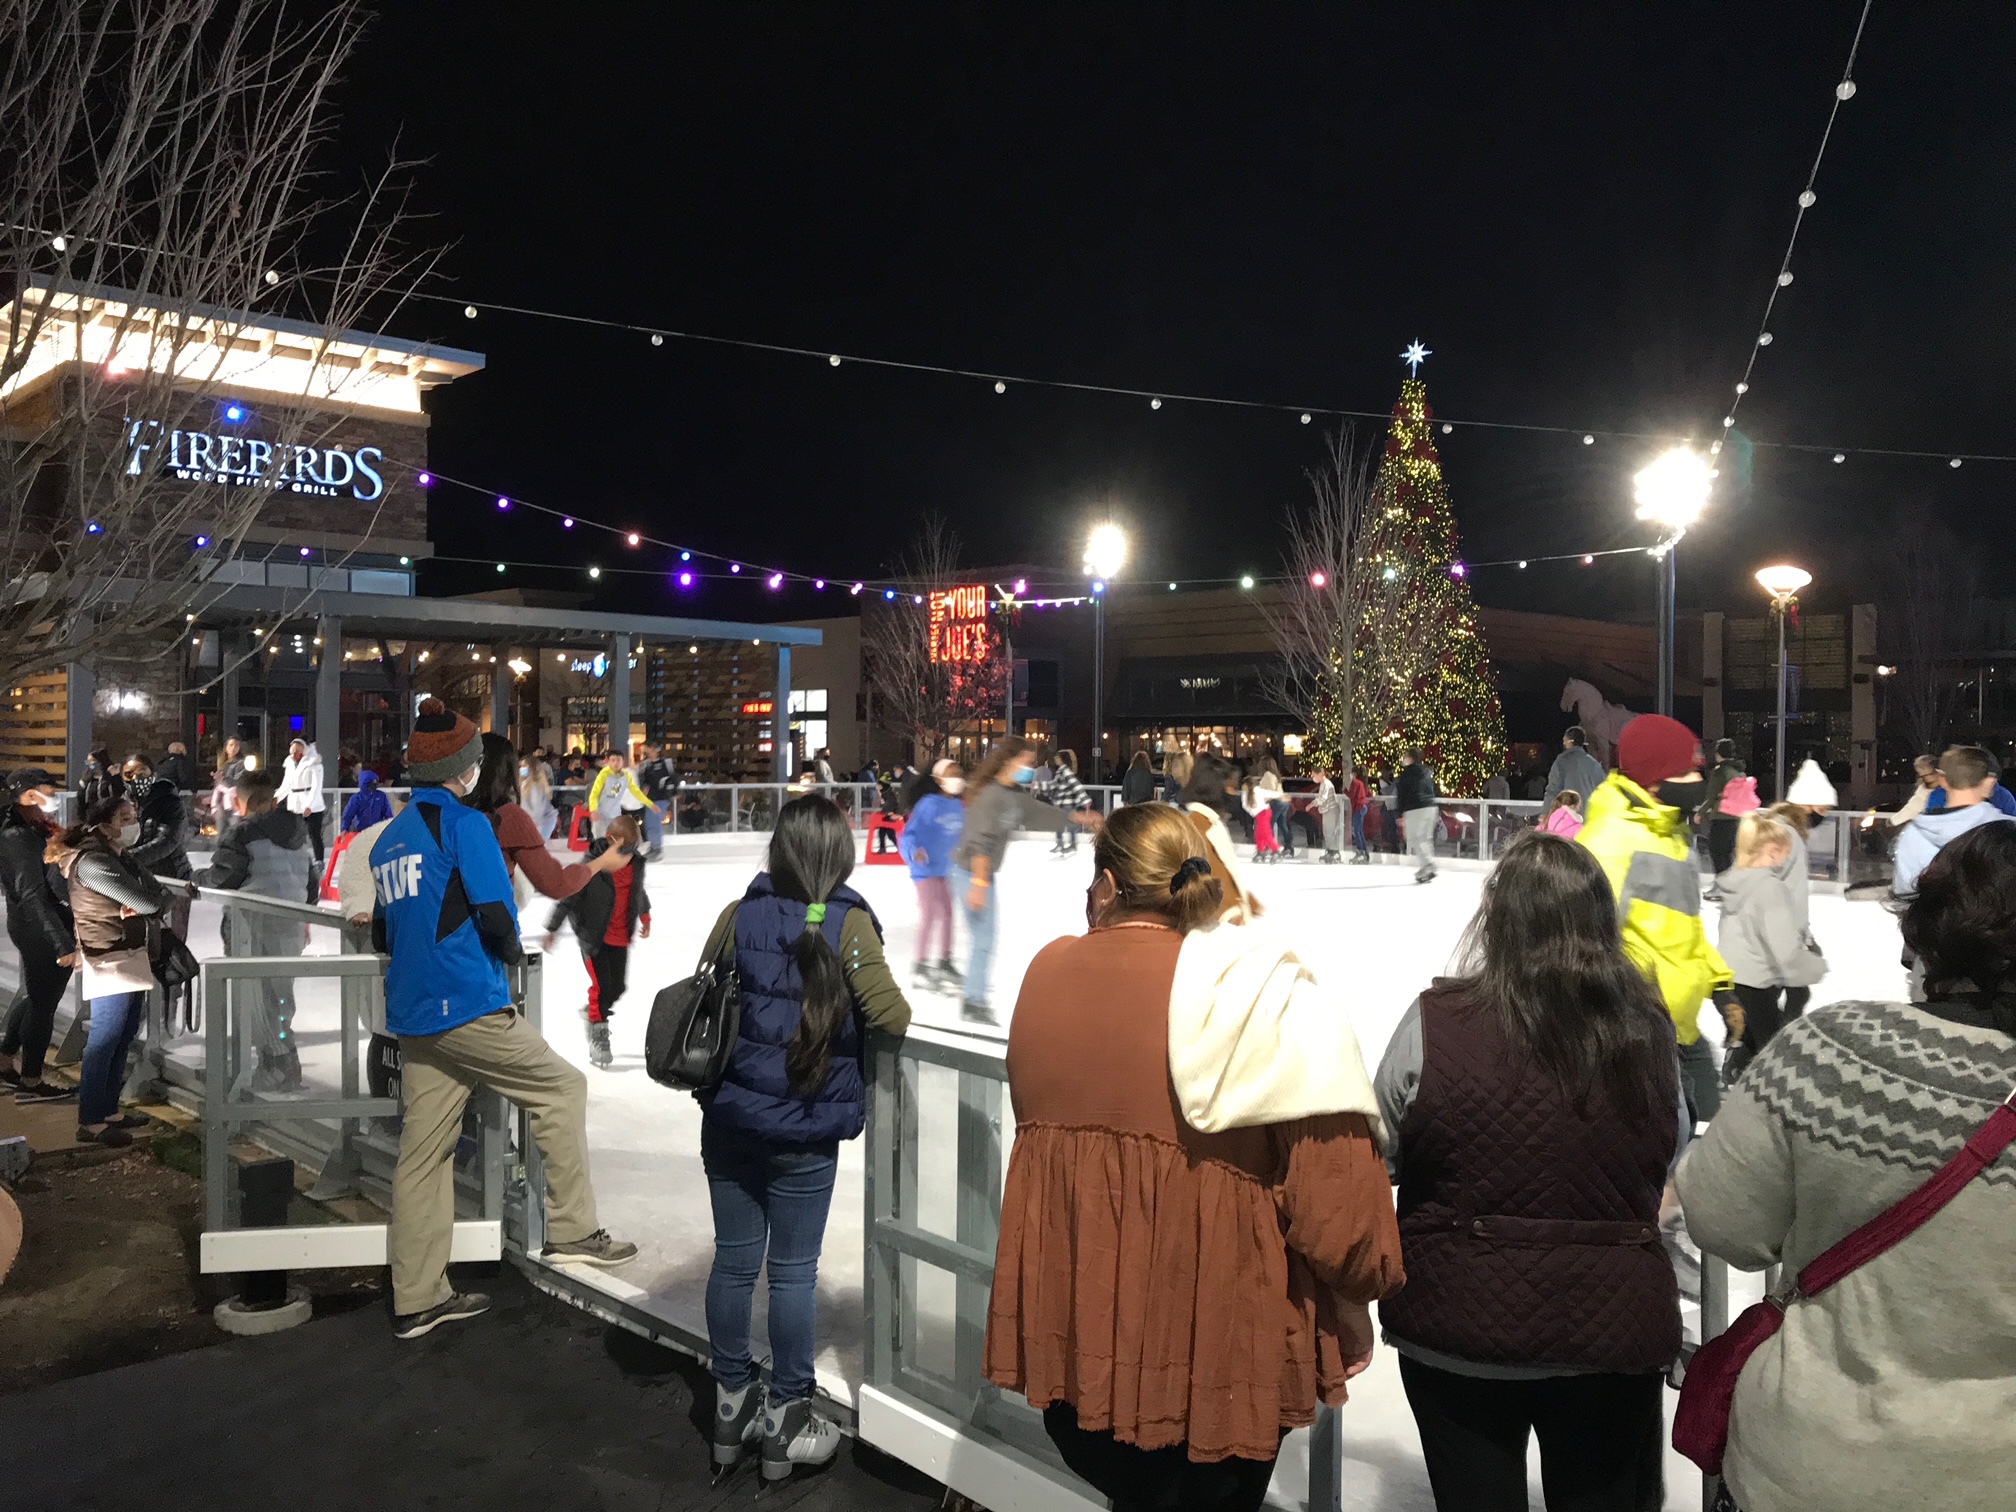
[{"left": 1254, "top": 806, "right": 1279, "bottom": 854}]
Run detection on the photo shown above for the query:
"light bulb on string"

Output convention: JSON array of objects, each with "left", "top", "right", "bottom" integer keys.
[
  {"left": 1151, "top": 397, "right": 1162, "bottom": 410},
  {"left": 1309, "top": 570, "right": 1328, "bottom": 588},
  {"left": 588, "top": 566, "right": 601, "bottom": 579},
  {"left": 814, "top": 579, "right": 825, "bottom": 590},
  {"left": 680, "top": 551, "right": 691, "bottom": 561},
  {"left": 730, "top": 563, "right": 741, "bottom": 574},
  {"left": 651, "top": 333, "right": 663, "bottom": 346},
  {"left": 464, "top": 305, "right": 478, "bottom": 318},
  {"left": 417, "top": 472, "right": 432, "bottom": 486},
  {"left": 626, "top": 532, "right": 640, "bottom": 546},
  {"left": 851, "top": 582, "right": 863, "bottom": 595},
  {"left": 828, "top": 355, "right": 841, "bottom": 366},
  {"left": 995, "top": 381, "right": 1006, "bottom": 394},
  {"left": 767, "top": 573, "right": 784, "bottom": 590},
  {"left": 496, "top": 496, "right": 510, "bottom": 510},
  {"left": 1300, "top": 413, "right": 1311, "bottom": 424},
  {"left": 562, "top": 517, "right": 574, "bottom": 529},
  {"left": 676, "top": 571, "right": 694, "bottom": 588}
]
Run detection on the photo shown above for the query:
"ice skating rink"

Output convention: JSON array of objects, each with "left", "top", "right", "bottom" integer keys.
[
  {"left": 534, "top": 834, "right": 1909, "bottom": 1512},
  {"left": 0, "top": 833, "right": 1902, "bottom": 1509}
]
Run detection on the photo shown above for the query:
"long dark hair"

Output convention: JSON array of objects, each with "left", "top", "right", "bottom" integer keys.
[
  {"left": 469, "top": 733, "right": 521, "bottom": 817},
  {"left": 1901, "top": 821, "right": 2016, "bottom": 1035},
  {"left": 1180, "top": 752, "right": 1236, "bottom": 809},
  {"left": 1450, "top": 831, "right": 1674, "bottom": 1119},
  {"left": 967, "top": 735, "right": 1033, "bottom": 801},
  {"left": 768, "top": 795, "right": 860, "bottom": 1094}
]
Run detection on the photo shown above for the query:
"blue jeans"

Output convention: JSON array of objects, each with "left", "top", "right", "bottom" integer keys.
[
  {"left": 958, "top": 865, "right": 998, "bottom": 1006},
  {"left": 80, "top": 990, "right": 146, "bottom": 1124},
  {"left": 1270, "top": 799, "right": 1294, "bottom": 853},
  {"left": 1351, "top": 808, "right": 1368, "bottom": 855},
  {"left": 702, "top": 1123, "right": 840, "bottom": 1404},
  {"left": 643, "top": 801, "right": 665, "bottom": 850}
]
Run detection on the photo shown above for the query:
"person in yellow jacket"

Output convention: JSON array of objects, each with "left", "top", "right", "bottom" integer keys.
[
  {"left": 586, "top": 751, "right": 648, "bottom": 841},
  {"left": 1577, "top": 713, "right": 1733, "bottom": 1128}
]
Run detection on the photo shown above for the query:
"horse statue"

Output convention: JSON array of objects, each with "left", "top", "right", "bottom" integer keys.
[{"left": 1560, "top": 677, "right": 1638, "bottom": 768}]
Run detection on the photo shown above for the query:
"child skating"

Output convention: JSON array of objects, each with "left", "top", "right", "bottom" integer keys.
[
  {"left": 542, "top": 809, "right": 651, "bottom": 1069},
  {"left": 898, "top": 759, "right": 966, "bottom": 993}
]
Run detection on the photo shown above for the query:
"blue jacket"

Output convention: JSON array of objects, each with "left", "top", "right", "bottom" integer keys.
[
  {"left": 372, "top": 788, "right": 522, "bottom": 1037},
  {"left": 1924, "top": 782, "right": 2016, "bottom": 817},
  {"left": 699, "top": 872, "right": 879, "bottom": 1145},
  {"left": 342, "top": 771, "right": 394, "bottom": 832},
  {"left": 899, "top": 792, "right": 964, "bottom": 880},
  {"left": 1892, "top": 802, "right": 2016, "bottom": 898}
]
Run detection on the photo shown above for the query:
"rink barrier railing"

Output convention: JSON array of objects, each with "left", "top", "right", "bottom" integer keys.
[
  {"left": 139, "top": 886, "right": 541, "bottom": 1277},
  {"left": 860, "top": 1024, "right": 1357, "bottom": 1512}
]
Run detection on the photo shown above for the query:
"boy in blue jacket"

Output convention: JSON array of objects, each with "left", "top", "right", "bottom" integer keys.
[
  {"left": 373, "top": 699, "right": 635, "bottom": 1340},
  {"left": 899, "top": 760, "right": 966, "bottom": 992}
]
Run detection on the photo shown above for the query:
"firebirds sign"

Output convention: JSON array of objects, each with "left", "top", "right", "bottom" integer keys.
[{"left": 928, "top": 584, "right": 993, "bottom": 664}]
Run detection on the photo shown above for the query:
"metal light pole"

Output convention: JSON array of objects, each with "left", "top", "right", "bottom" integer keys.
[
  {"left": 1083, "top": 523, "right": 1127, "bottom": 785},
  {"left": 1756, "top": 565, "right": 1812, "bottom": 801},
  {"left": 1634, "top": 449, "right": 1714, "bottom": 720}
]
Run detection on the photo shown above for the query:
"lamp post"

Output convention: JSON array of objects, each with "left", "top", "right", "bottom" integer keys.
[
  {"left": 1633, "top": 448, "right": 1714, "bottom": 717},
  {"left": 1083, "top": 522, "right": 1128, "bottom": 784},
  {"left": 1756, "top": 564, "right": 1812, "bottom": 801}
]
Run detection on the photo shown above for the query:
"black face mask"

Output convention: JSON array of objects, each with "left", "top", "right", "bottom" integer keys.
[{"left": 1657, "top": 780, "right": 1705, "bottom": 818}]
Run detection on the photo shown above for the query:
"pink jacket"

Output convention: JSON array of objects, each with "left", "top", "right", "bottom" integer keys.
[{"left": 1540, "top": 805, "right": 1584, "bottom": 839}]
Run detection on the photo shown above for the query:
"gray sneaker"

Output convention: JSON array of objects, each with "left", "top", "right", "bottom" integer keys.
[
  {"left": 761, "top": 1396, "right": 841, "bottom": 1481},
  {"left": 392, "top": 1290, "right": 490, "bottom": 1340},
  {"left": 542, "top": 1228, "right": 638, "bottom": 1268}
]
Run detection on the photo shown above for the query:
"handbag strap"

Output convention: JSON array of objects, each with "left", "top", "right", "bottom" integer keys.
[{"left": 1795, "top": 1085, "right": 2016, "bottom": 1300}]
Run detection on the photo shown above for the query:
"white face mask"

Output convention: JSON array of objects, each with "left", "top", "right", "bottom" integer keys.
[
  {"left": 22, "top": 789, "right": 58, "bottom": 813},
  {"left": 941, "top": 776, "right": 966, "bottom": 796},
  {"left": 116, "top": 822, "right": 141, "bottom": 847}
]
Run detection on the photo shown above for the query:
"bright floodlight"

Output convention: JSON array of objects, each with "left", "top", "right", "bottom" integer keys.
[
  {"left": 1755, "top": 564, "right": 1812, "bottom": 599},
  {"left": 1633, "top": 447, "right": 1713, "bottom": 532},
  {"left": 1084, "top": 521, "right": 1128, "bottom": 580}
]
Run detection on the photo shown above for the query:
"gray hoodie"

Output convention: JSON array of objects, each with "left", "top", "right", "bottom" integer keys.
[
  {"left": 1890, "top": 802, "right": 2014, "bottom": 898},
  {"left": 1715, "top": 860, "right": 1826, "bottom": 989}
]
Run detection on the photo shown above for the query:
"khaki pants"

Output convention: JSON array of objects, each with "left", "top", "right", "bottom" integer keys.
[
  {"left": 1403, "top": 807, "right": 1441, "bottom": 873},
  {"left": 389, "top": 1008, "right": 597, "bottom": 1314}
]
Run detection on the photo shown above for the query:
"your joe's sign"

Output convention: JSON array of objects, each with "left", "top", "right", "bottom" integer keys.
[{"left": 123, "top": 416, "right": 387, "bottom": 501}]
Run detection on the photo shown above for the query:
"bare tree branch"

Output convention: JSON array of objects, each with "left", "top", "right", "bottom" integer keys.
[
  {"left": 861, "top": 516, "right": 1007, "bottom": 764},
  {"left": 1260, "top": 428, "right": 1414, "bottom": 769},
  {"left": 1886, "top": 520, "right": 1975, "bottom": 758},
  {"left": 0, "top": 0, "right": 439, "bottom": 692}
]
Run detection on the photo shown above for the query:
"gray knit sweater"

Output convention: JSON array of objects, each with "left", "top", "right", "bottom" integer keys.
[{"left": 1676, "top": 999, "right": 2016, "bottom": 1512}]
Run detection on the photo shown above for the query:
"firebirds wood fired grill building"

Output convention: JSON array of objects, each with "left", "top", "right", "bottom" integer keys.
[{"left": 0, "top": 282, "right": 818, "bottom": 784}]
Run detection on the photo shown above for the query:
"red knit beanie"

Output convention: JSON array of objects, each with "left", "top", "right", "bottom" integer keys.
[
  {"left": 404, "top": 697, "right": 483, "bottom": 782},
  {"left": 1617, "top": 714, "right": 1701, "bottom": 788}
]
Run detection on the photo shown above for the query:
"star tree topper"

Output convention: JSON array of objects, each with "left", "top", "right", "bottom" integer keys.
[{"left": 1401, "top": 340, "right": 1431, "bottom": 376}]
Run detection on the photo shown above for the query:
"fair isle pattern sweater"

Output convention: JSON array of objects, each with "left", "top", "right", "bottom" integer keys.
[{"left": 1677, "top": 1000, "right": 2016, "bottom": 1512}]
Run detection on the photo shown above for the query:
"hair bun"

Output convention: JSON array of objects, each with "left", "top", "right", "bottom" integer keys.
[
  {"left": 416, "top": 696, "right": 446, "bottom": 717},
  {"left": 1169, "top": 855, "right": 1213, "bottom": 894}
]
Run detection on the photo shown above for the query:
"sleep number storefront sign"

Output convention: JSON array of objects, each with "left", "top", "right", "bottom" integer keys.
[{"left": 124, "top": 417, "right": 388, "bottom": 500}]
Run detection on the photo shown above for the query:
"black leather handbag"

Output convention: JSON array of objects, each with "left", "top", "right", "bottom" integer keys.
[
  {"left": 148, "top": 917, "right": 202, "bottom": 1033},
  {"left": 644, "top": 909, "right": 740, "bottom": 1091}
]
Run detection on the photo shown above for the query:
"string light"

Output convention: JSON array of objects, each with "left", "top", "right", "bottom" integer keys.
[{"left": 1722, "top": 0, "right": 1872, "bottom": 433}]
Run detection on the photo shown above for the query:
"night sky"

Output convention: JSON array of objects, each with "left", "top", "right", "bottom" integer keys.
[{"left": 334, "top": 4, "right": 2016, "bottom": 625}]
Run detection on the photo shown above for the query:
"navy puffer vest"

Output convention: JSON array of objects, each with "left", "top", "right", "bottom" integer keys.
[
  {"left": 698, "top": 872, "right": 880, "bottom": 1146},
  {"left": 1380, "top": 983, "right": 1682, "bottom": 1373}
]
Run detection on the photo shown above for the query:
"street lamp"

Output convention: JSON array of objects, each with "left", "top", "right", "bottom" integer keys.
[
  {"left": 1083, "top": 522, "right": 1128, "bottom": 784},
  {"left": 1755, "top": 564, "right": 1812, "bottom": 800},
  {"left": 1634, "top": 448, "right": 1714, "bottom": 717}
]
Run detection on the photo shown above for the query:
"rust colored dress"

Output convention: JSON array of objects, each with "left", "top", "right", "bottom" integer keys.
[{"left": 984, "top": 923, "right": 1404, "bottom": 1465}]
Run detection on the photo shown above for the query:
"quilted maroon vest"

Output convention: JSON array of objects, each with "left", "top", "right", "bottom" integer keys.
[{"left": 1380, "top": 982, "right": 1681, "bottom": 1372}]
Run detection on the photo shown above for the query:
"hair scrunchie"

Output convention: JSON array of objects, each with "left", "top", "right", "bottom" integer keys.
[
  {"left": 1169, "top": 855, "right": 1213, "bottom": 895},
  {"left": 803, "top": 902, "right": 827, "bottom": 926}
]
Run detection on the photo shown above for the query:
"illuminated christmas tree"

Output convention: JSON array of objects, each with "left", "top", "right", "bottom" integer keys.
[{"left": 1351, "top": 358, "right": 1506, "bottom": 795}]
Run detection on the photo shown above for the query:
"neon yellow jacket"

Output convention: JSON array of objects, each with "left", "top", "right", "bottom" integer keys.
[{"left": 1577, "top": 772, "right": 1732, "bottom": 1044}]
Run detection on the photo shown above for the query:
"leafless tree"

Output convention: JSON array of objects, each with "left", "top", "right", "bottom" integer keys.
[
  {"left": 1887, "top": 521, "right": 1977, "bottom": 758},
  {"left": 1260, "top": 429, "right": 1412, "bottom": 770},
  {"left": 0, "top": 0, "right": 435, "bottom": 693},
  {"left": 861, "top": 515, "right": 1007, "bottom": 764}
]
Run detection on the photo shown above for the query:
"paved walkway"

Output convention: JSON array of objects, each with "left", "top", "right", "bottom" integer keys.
[{"left": 0, "top": 1263, "right": 945, "bottom": 1512}]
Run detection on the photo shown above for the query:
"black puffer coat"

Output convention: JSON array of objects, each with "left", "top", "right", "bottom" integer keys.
[{"left": 126, "top": 775, "right": 194, "bottom": 882}]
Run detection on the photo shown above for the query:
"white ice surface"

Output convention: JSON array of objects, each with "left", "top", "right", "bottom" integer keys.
[{"left": 13, "top": 834, "right": 1905, "bottom": 1510}]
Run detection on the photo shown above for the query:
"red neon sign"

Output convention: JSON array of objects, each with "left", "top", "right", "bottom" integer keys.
[
  {"left": 928, "top": 584, "right": 991, "bottom": 664},
  {"left": 741, "top": 699, "right": 773, "bottom": 717}
]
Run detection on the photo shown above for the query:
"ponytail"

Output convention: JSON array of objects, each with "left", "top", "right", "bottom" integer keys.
[
  {"left": 785, "top": 902, "right": 851, "bottom": 1094},
  {"left": 768, "top": 795, "right": 860, "bottom": 1096}
]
